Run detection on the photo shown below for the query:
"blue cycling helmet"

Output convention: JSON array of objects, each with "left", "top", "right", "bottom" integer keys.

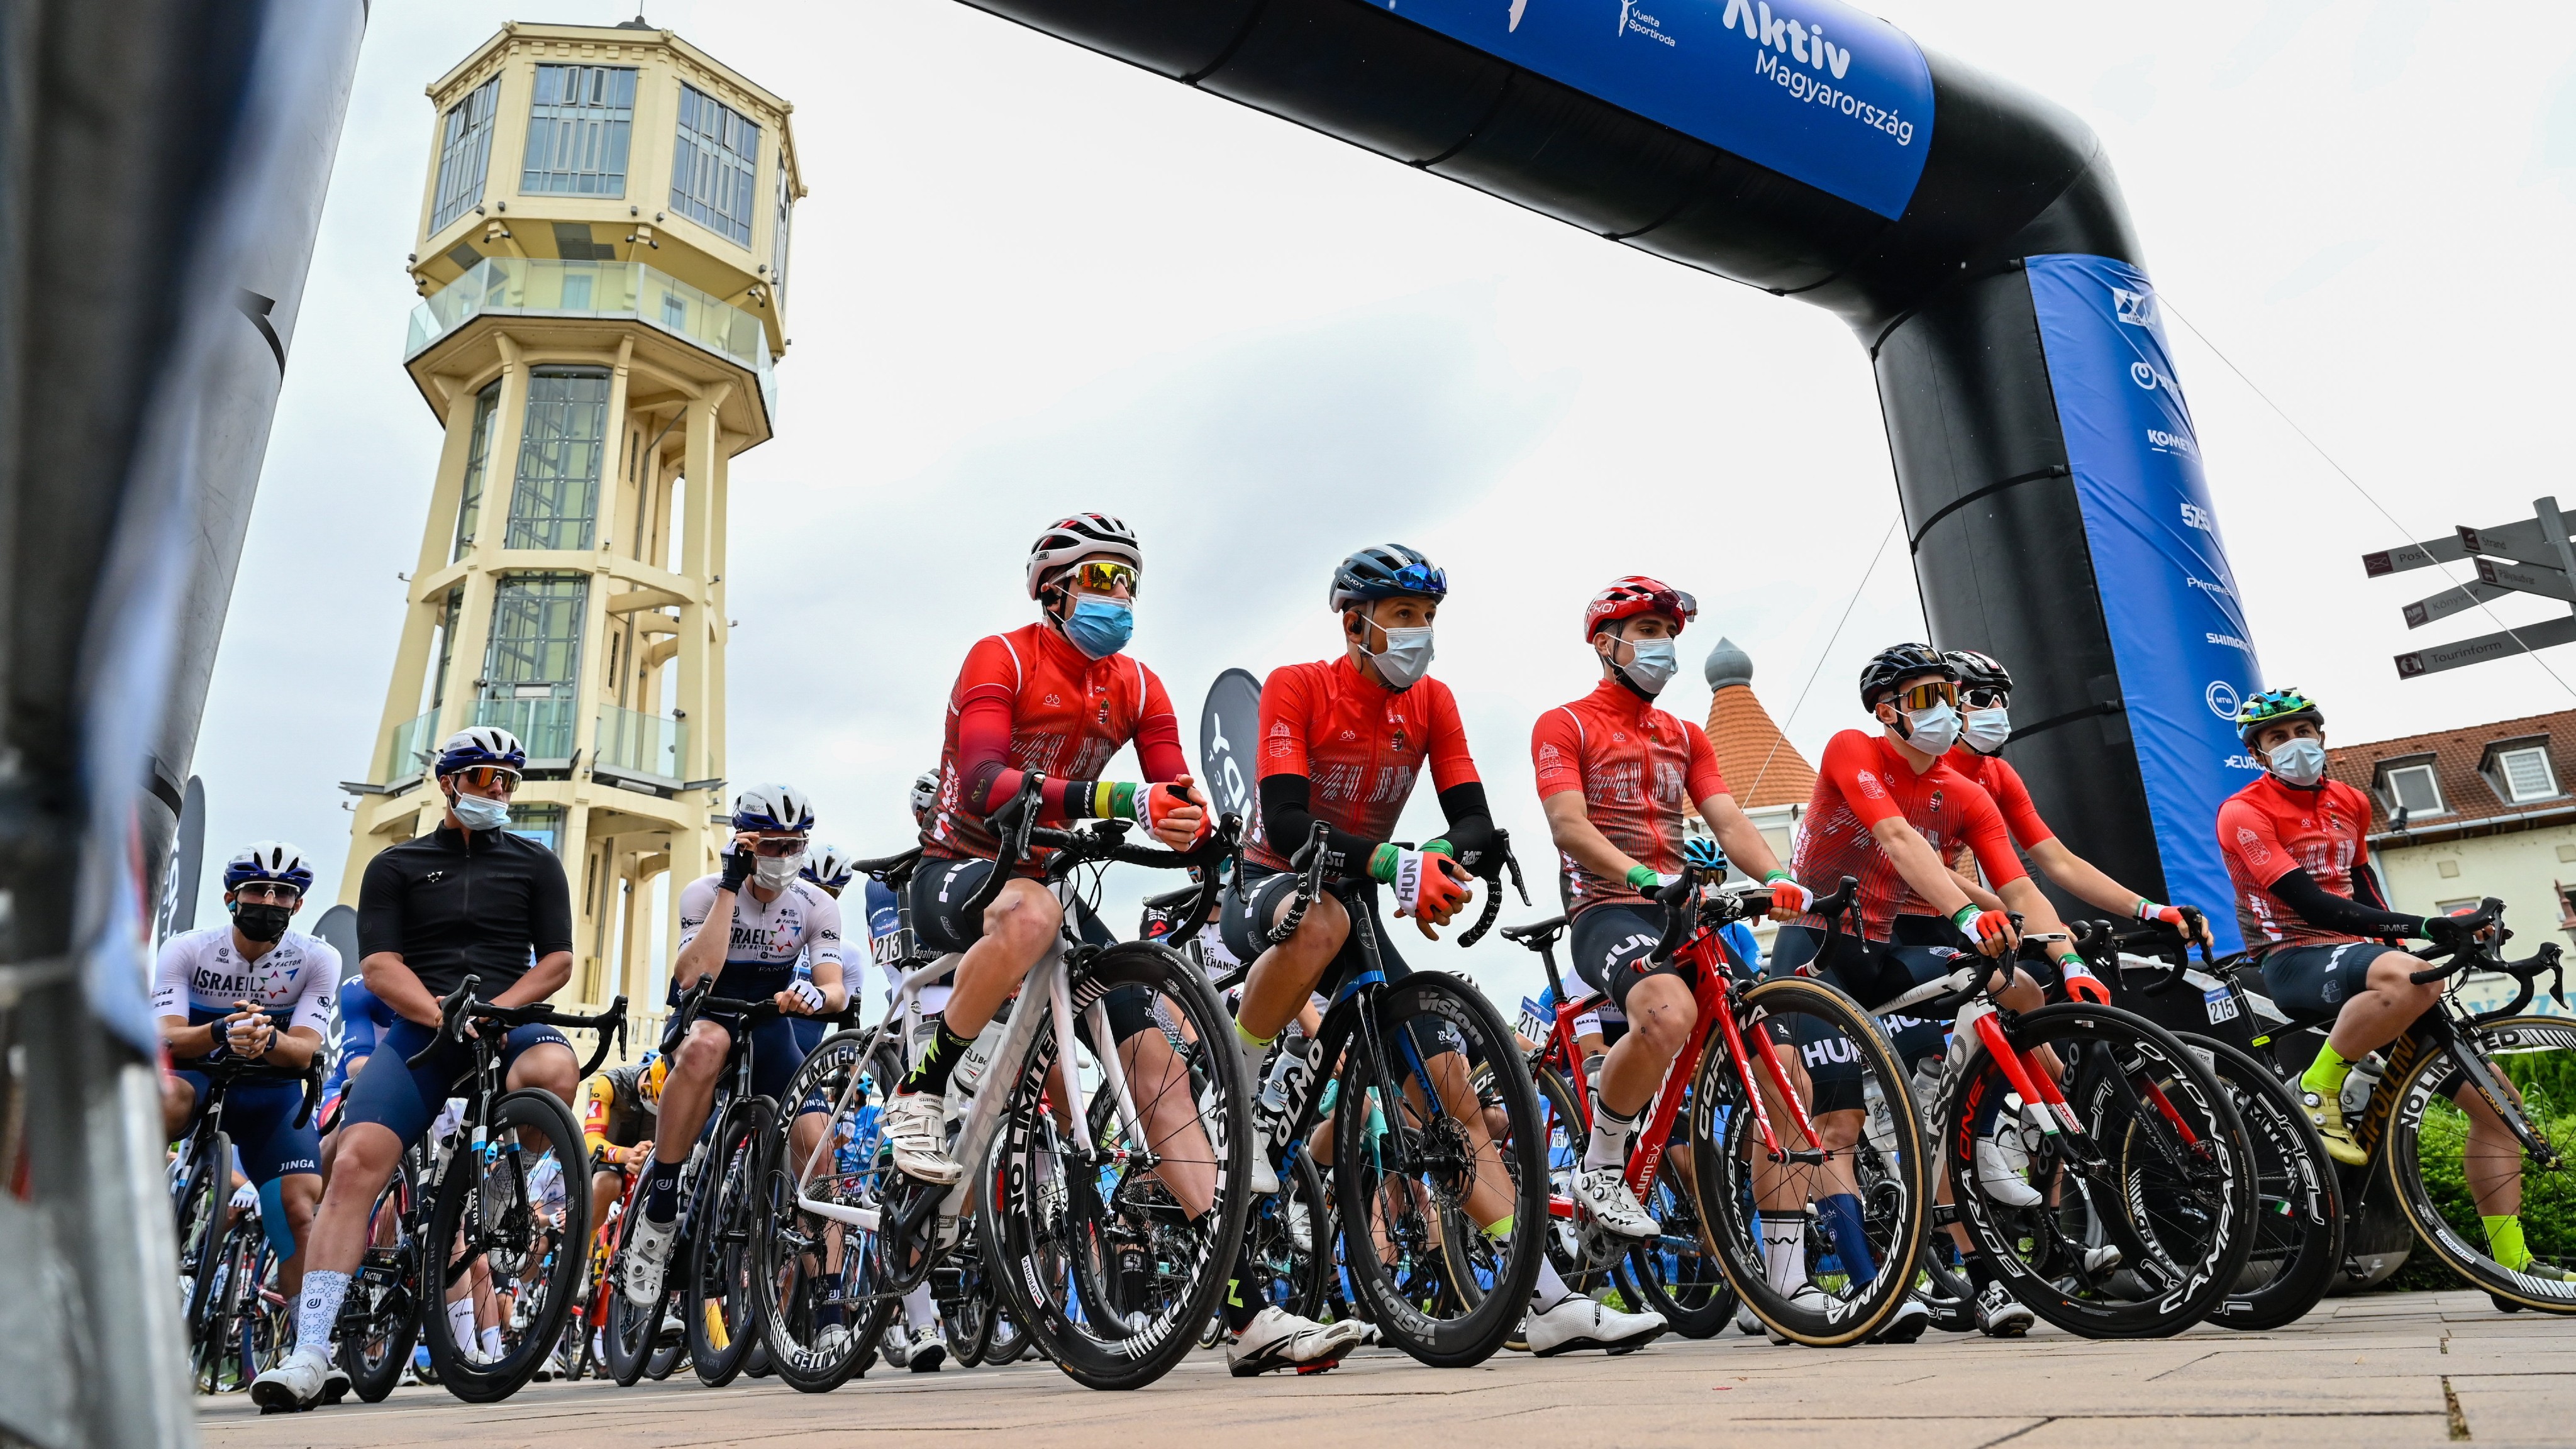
[
  {"left": 1328, "top": 545, "right": 1447, "bottom": 612},
  {"left": 801, "top": 842, "right": 857, "bottom": 891},
  {"left": 1681, "top": 833, "right": 1727, "bottom": 875},
  {"left": 223, "top": 840, "right": 315, "bottom": 896},
  {"left": 731, "top": 783, "right": 815, "bottom": 834},
  {"left": 433, "top": 726, "right": 526, "bottom": 777}
]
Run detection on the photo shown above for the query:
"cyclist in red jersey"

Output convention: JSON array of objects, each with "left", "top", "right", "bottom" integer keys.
[
  {"left": 1772, "top": 643, "right": 2080, "bottom": 1336},
  {"left": 1531, "top": 577, "right": 1807, "bottom": 1251},
  {"left": 1906, "top": 649, "right": 2214, "bottom": 993},
  {"left": 882, "top": 514, "right": 1213, "bottom": 1206},
  {"left": 2214, "top": 688, "right": 2555, "bottom": 1281}
]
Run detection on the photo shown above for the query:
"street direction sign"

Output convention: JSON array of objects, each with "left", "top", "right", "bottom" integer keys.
[
  {"left": 2370, "top": 497, "right": 2576, "bottom": 677},
  {"left": 2396, "top": 615, "right": 2576, "bottom": 679}
]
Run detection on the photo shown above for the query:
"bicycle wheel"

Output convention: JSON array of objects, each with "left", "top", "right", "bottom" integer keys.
[
  {"left": 340, "top": 1157, "right": 419, "bottom": 1402},
  {"left": 2186, "top": 1035, "right": 2343, "bottom": 1331},
  {"left": 1946, "top": 1002, "right": 2256, "bottom": 1338},
  {"left": 603, "top": 1191, "right": 665, "bottom": 1387},
  {"left": 1617, "top": 1135, "right": 1739, "bottom": 1339},
  {"left": 687, "top": 1096, "right": 775, "bottom": 1386},
  {"left": 195, "top": 1211, "right": 264, "bottom": 1393},
  {"left": 985, "top": 940, "right": 1251, "bottom": 1389},
  {"left": 236, "top": 1238, "right": 290, "bottom": 1389},
  {"left": 1333, "top": 970, "right": 1546, "bottom": 1367},
  {"left": 2384, "top": 1014, "right": 2576, "bottom": 1313},
  {"left": 1531, "top": 1067, "right": 1614, "bottom": 1296},
  {"left": 421, "top": 1089, "right": 591, "bottom": 1402},
  {"left": 177, "top": 1129, "right": 230, "bottom": 1370},
  {"left": 758, "top": 1028, "right": 880, "bottom": 1392},
  {"left": 1690, "top": 975, "right": 1927, "bottom": 1346}
]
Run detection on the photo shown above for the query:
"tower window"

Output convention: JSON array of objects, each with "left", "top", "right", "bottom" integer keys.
[
  {"left": 451, "top": 382, "right": 499, "bottom": 562},
  {"left": 507, "top": 368, "right": 611, "bottom": 551},
  {"left": 431, "top": 76, "right": 500, "bottom": 232},
  {"left": 671, "top": 84, "right": 758, "bottom": 246},
  {"left": 523, "top": 65, "right": 636, "bottom": 198}
]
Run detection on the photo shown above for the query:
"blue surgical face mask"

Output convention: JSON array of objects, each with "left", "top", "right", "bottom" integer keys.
[
  {"left": 1366, "top": 625, "right": 1436, "bottom": 689},
  {"left": 1901, "top": 701, "right": 1962, "bottom": 756},
  {"left": 1618, "top": 638, "right": 1680, "bottom": 696},
  {"left": 1063, "top": 596, "right": 1133, "bottom": 659},
  {"left": 452, "top": 791, "right": 510, "bottom": 832},
  {"left": 1962, "top": 706, "right": 2012, "bottom": 755},
  {"left": 2267, "top": 737, "right": 2328, "bottom": 787}
]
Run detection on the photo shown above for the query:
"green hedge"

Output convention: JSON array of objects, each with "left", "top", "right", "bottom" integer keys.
[{"left": 2374, "top": 1055, "right": 2576, "bottom": 1292}]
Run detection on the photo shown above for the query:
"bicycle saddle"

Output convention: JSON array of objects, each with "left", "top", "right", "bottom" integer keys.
[{"left": 1499, "top": 915, "right": 1568, "bottom": 946}]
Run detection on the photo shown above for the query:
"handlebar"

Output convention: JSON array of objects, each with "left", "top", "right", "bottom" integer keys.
[
  {"left": 2397, "top": 899, "right": 2567, "bottom": 1016},
  {"left": 1263, "top": 823, "right": 1332, "bottom": 948},
  {"left": 406, "top": 974, "right": 630, "bottom": 1077},
  {"left": 2070, "top": 909, "right": 2212, "bottom": 997},
  {"left": 1455, "top": 828, "right": 1531, "bottom": 948},
  {"left": 199, "top": 1055, "right": 326, "bottom": 1129},
  {"left": 955, "top": 769, "right": 1245, "bottom": 946},
  {"left": 1644, "top": 870, "right": 1809, "bottom": 966}
]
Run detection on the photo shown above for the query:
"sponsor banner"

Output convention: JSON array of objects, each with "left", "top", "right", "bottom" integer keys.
[
  {"left": 1380, "top": 0, "right": 1934, "bottom": 219},
  {"left": 2025, "top": 254, "right": 2263, "bottom": 953},
  {"left": 1199, "top": 669, "right": 1265, "bottom": 835}
]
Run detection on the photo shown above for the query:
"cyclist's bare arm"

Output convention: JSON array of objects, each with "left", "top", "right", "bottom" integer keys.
[
  {"left": 1539, "top": 789, "right": 1635, "bottom": 882},
  {"left": 494, "top": 951, "right": 573, "bottom": 1008},
  {"left": 1698, "top": 791, "right": 1786, "bottom": 881},
  {"left": 672, "top": 863, "right": 745, "bottom": 991},
  {"left": 1867, "top": 816, "right": 1978, "bottom": 918}
]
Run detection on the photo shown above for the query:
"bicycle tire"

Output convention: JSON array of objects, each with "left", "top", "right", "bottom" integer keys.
[
  {"left": 420, "top": 1088, "right": 591, "bottom": 1402},
  {"left": 1333, "top": 970, "right": 1546, "bottom": 1368},
  {"left": 757, "top": 1028, "right": 880, "bottom": 1393},
  {"left": 341, "top": 1157, "right": 419, "bottom": 1402},
  {"left": 2383, "top": 1013, "right": 2576, "bottom": 1314},
  {"left": 179, "top": 1128, "right": 231, "bottom": 1362},
  {"left": 1945, "top": 1001, "right": 2256, "bottom": 1339},
  {"left": 1532, "top": 1067, "right": 1615, "bottom": 1296},
  {"left": 688, "top": 1096, "right": 776, "bottom": 1386},
  {"left": 603, "top": 1193, "right": 663, "bottom": 1387},
  {"left": 1617, "top": 1148, "right": 1739, "bottom": 1339},
  {"left": 1690, "top": 975, "right": 1928, "bottom": 1346},
  {"left": 985, "top": 940, "right": 1252, "bottom": 1389},
  {"left": 236, "top": 1235, "right": 289, "bottom": 1390},
  {"left": 2184, "top": 1034, "right": 2343, "bottom": 1331},
  {"left": 196, "top": 1210, "right": 264, "bottom": 1393}
]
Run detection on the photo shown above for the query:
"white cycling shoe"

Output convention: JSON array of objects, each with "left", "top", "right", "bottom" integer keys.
[
  {"left": 1733, "top": 1300, "right": 1765, "bottom": 1336},
  {"left": 814, "top": 1323, "right": 852, "bottom": 1362},
  {"left": 1573, "top": 1167, "right": 1660, "bottom": 1240},
  {"left": 1868, "top": 1294, "right": 1932, "bottom": 1344},
  {"left": 886, "top": 1091, "right": 963, "bottom": 1185},
  {"left": 1247, "top": 1150, "right": 1280, "bottom": 1197},
  {"left": 901, "top": 1324, "right": 947, "bottom": 1372},
  {"left": 1226, "top": 1306, "right": 1367, "bottom": 1377},
  {"left": 1763, "top": 1284, "right": 1835, "bottom": 1345},
  {"left": 1975, "top": 1280, "right": 2035, "bottom": 1337},
  {"left": 250, "top": 1346, "right": 335, "bottom": 1413},
  {"left": 1974, "top": 1135, "right": 2043, "bottom": 1208},
  {"left": 621, "top": 1211, "right": 679, "bottom": 1307},
  {"left": 1516, "top": 1294, "right": 1667, "bottom": 1356}
]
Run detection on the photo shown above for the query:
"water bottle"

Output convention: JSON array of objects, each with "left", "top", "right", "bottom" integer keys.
[{"left": 2341, "top": 1050, "right": 2387, "bottom": 1118}]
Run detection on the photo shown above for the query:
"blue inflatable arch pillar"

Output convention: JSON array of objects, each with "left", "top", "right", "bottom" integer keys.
[{"left": 961, "top": 0, "right": 2265, "bottom": 947}]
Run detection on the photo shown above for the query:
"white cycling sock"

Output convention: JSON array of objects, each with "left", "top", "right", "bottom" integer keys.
[
  {"left": 903, "top": 1282, "right": 938, "bottom": 1330},
  {"left": 1232, "top": 1019, "right": 1273, "bottom": 1095},
  {"left": 447, "top": 1296, "right": 477, "bottom": 1353},
  {"left": 1584, "top": 1099, "right": 1637, "bottom": 1173},
  {"left": 1530, "top": 1253, "right": 1572, "bottom": 1307},
  {"left": 1760, "top": 1213, "right": 1807, "bottom": 1295},
  {"left": 295, "top": 1268, "right": 350, "bottom": 1359},
  {"left": 479, "top": 1325, "right": 503, "bottom": 1361}
]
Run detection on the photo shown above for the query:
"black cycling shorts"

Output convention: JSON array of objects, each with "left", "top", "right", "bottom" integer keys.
[
  {"left": 341, "top": 1018, "right": 573, "bottom": 1150},
  {"left": 1218, "top": 867, "right": 1413, "bottom": 1002},
  {"left": 1569, "top": 902, "right": 1758, "bottom": 1018},
  {"left": 2258, "top": 940, "right": 2390, "bottom": 1024},
  {"left": 1768, "top": 924, "right": 1971, "bottom": 1115},
  {"left": 170, "top": 1070, "right": 319, "bottom": 1184},
  {"left": 665, "top": 963, "right": 810, "bottom": 1106},
  {"left": 904, "top": 855, "right": 1158, "bottom": 1044}
]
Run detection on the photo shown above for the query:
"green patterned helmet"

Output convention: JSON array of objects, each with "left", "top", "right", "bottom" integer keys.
[{"left": 2235, "top": 687, "right": 2323, "bottom": 747}]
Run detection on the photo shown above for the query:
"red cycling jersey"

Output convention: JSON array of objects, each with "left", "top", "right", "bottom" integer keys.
[
  {"left": 1531, "top": 679, "right": 1729, "bottom": 919},
  {"left": 2216, "top": 774, "right": 2375, "bottom": 949},
  {"left": 920, "top": 622, "right": 1187, "bottom": 865},
  {"left": 1897, "top": 747, "right": 2055, "bottom": 918},
  {"left": 1246, "top": 657, "right": 1478, "bottom": 871},
  {"left": 1790, "top": 729, "right": 2028, "bottom": 941}
]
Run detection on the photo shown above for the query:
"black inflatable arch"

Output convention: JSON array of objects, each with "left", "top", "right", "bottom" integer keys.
[{"left": 958, "top": 0, "right": 2263, "bottom": 935}]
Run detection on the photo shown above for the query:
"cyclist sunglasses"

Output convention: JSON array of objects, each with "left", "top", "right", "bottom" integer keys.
[
  {"left": 1387, "top": 561, "right": 1446, "bottom": 596},
  {"left": 1887, "top": 679, "right": 1958, "bottom": 712},
  {"left": 1067, "top": 560, "right": 1139, "bottom": 596},
  {"left": 1962, "top": 686, "right": 2010, "bottom": 710},
  {"left": 231, "top": 883, "right": 301, "bottom": 904},
  {"left": 452, "top": 765, "right": 521, "bottom": 793},
  {"left": 745, "top": 835, "right": 809, "bottom": 858}
]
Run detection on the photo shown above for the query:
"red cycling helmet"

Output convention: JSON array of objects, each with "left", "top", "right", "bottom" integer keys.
[{"left": 1583, "top": 575, "right": 1697, "bottom": 643}]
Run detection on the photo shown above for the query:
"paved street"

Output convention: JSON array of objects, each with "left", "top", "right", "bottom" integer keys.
[{"left": 197, "top": 1291, "right": 2575, "bottom": 1447}]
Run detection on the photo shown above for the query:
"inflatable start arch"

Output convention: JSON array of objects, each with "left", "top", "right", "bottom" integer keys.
[{"left": 963, "top": 0, "right": 2268, "bottom": 948}]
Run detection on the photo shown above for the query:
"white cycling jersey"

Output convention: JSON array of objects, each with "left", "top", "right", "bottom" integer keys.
[
  {"left": 676, "top": 875, "right": 844, "bottom": 982},
  {"left": 151, "top": 926, "right": 338, "bottom": 1036}
]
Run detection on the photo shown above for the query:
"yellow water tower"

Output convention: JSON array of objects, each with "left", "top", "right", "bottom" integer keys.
[{"left": 341, "top": 19, "right": 800, "bottom": 1036}]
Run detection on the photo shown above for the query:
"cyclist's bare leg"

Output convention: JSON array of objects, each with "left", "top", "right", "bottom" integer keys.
[
  {"left": 1118, "top": 1027, "right": 1215, "bottom": 1217},
  {"left": 940, "top": 878, "right": 1064, "bottom": 1040},
  {"left": 647, "top": 1018, "right": 737, "bottom": 1175},
  {"left": 162, "top": 1074, "right": 194, "bottom": 1139},
  {"left": 276, "top": 1171, "right": 320, "bottom": 1302},
  {"left": 507, "top": 1039, "right": 584, "bottom": 1163},
  {"left": 1597, "top": 975, "right": 1695, "bottom": 1118},
  {"left": 2326, "top": 949, "right": 2445, "bottom": 1062},
  {"left": 2459, "top": 1082, "right": 2528, "bottom": 1218},
  {"left": 1408, "top": 1050, "right": 1515, "bottom": 1226},
  {"left": 1238, "top": 891, "right": 1351, "bottom": 1041},
  {"left": 590, "top": 1168, "right": 625, "bottom": 1233},
  {"left": 301, "top": 1122, "right": 402, "bottom": 1280}
]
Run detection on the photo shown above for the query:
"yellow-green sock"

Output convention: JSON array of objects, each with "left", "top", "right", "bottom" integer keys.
[
  {"left": 2486, "top": 1215, "right": 2531, "bottom": 1270},
  {"left": 1484, "top": 1214, "right": 1513, "bottom": 1240},
  {"left": 2301, "top": 1042, "right": 2355, "bottom": 1103}
]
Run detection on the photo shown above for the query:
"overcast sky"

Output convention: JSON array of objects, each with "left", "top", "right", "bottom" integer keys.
[{"left": 197, "top": 0, "right": 2576, "bottom": 1008}]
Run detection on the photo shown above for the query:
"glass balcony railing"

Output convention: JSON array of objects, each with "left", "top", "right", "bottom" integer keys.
[
  {"left": 406, "top": 258, "right": 777, "bottom": 421},
  {"left": 474, "top": 684, "right": 576, "bottom": 762},
  {"left": 381, "top": 707, "right": 441, "bottom": 784},
  {"left": 595, "top": 704, "right": 687, "bottom": 782}
]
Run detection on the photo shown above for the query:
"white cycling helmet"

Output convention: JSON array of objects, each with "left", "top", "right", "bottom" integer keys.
[
  {"left": 801, "top": 843, "right": 857, "bottom": 892},
  {"left": 731, "top": 783, "right": 815, "bottom": 834},
  {"left": 909, "top": 769, "right": 940, "bottom": 824},
  {"left": 223, "top": 841, "right": 315, "bottom": 895},
  {"left": 1025, "top": 513, "right": 1142, "bottom": 599}
]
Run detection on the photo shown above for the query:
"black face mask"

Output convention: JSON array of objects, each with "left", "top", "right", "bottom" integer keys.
[{"left": 233, "top": 902, "right": 292, "bottom": 943}]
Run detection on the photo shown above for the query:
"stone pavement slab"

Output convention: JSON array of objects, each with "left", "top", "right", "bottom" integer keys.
[{"left": 194, "top": 1292, "right": 2576, "bottom": 1448}]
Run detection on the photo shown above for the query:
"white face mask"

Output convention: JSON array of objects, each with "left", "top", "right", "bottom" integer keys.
[
  {"left": 754, "top": 852, "right": 804, "bottom": 890},
  {"left": 1365, "top": 625, "right": 1436, "bottom": 689},
  {"left": 1617, "top": 638, "right": 1680, "bottom": 696},
  {"left": 2266, "top": 737, "right": 2328, "bottom": 787},
  {"left": 452, "top": 791, "right": 510, "bottom": 832},
  {"left": 1962, "top": 707, "right": 2012, "bottom": 755},
  {"left": 1901, "top": 701, "right": 1962, "bottom": 756}
]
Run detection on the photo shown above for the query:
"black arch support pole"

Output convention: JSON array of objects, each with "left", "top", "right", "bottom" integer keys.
[{"left": 960, "top": 0, "right": 2263, "bottom": 945}]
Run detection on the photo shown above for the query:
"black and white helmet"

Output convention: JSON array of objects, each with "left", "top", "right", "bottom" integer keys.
[
  {"left": 731, "top": 783, "right": 815, "bottom": 834},
  {"left": 1943, "top": 649, "right": 2013, "bottom": 693},
  {"left": 1025, "top": 513, "right": 1142, "bottom": 599},
  {"left": 909, "top": 769, "right": 940, "bottom": 823}
]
